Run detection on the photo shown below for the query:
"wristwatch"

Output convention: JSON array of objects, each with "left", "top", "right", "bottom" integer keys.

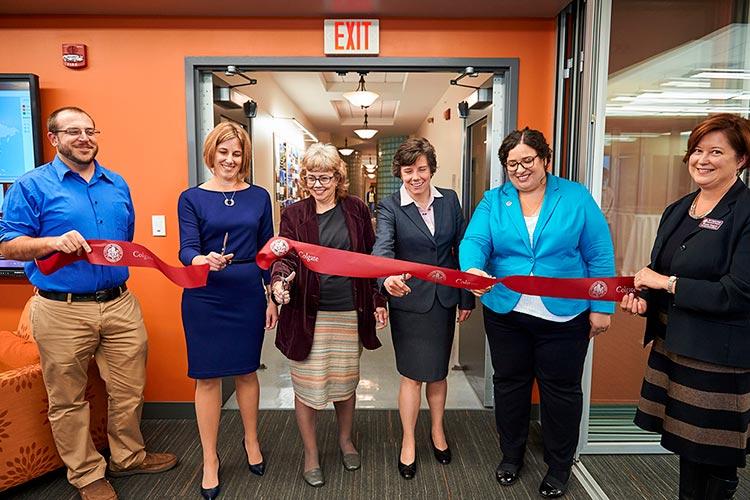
[{"left": 666, "top": 275, "right": 678, "bottom": 294}]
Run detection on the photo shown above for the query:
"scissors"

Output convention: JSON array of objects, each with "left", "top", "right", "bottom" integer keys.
[{"left": 220, "top": 232, "right": 229, "bottom": 257}]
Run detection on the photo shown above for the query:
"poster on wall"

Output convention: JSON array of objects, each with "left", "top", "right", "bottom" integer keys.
[{"left": 274, "top": 135, "right": 303, "bottom": 209}]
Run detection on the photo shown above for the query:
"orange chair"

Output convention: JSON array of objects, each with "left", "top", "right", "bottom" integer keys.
[{"left": 0, "top": 298, "right": 108, "bottom": 492}]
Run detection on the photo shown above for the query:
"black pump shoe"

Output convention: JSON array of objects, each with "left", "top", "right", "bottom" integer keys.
[
  {"left": 430, "top": 436, "right": 451, "bottom": 465},
  {"left": 398, "top": 459, "right": 417, "bottom": 480},
  {"left": 242, "top": 438, "right": 266, "bottom": 476},
  {"left": 539, "top": 471, "right": 569, "bottom": 498},
  {"left": 496, "top": 462, "right": 523, "bottom": 486},
  {"left": 200, "top": 455, "right": 221, "bottom": 500}
]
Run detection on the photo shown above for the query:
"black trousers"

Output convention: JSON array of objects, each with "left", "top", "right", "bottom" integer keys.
[{"left": 484, "top": 308, "right": 590, "bottom": 472}]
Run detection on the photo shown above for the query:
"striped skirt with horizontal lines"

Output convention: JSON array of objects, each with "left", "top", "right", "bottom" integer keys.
[
  {"left": 634, "top": 338, "right": 750, "bottom": 467},
  {"left": 289, "top": 310, "right": 362, "bottom": 410}
]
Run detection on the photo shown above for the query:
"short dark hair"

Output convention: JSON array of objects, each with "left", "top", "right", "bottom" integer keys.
[
  {"left": 391, "top": 137, "right": 437, "bottom": 178},
  {"left": 498, "top": 127, "right": 552, "bottom": 167},
  {"left": 684, "top": 114, "right": 750, "bottom": 172},
  {"left": 47, "top": 106, "right": 95, "bottom": 132}
]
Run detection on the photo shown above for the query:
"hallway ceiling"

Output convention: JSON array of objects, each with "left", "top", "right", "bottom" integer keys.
[
  {"left": 217, "top": 71, "right": 490, "bottom": 149},
  {"left": 2, "top": 0, "right": 569, "bottom": 18}
]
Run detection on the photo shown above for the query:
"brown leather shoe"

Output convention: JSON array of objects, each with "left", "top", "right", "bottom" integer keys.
[
  {"left": 108, "top": 452, "right": 178, "bottom": 477},
  {"left": 78, "top": 478, "right": 118, "bottom": 500}
]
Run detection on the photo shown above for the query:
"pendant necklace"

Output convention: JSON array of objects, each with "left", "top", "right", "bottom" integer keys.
[{"left": 223, "top": 191, "right": 236, "bottom": 207}]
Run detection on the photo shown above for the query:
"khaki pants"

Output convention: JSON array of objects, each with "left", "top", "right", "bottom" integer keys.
[{"left": 31, "top": 291, "right": 148, "bottom": 488}]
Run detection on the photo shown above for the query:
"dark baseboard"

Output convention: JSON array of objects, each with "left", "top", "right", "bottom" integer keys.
[
  {"left": 142, "top": 402, "right": 196, "bottom": 419},
  {"left": 143, "top": 377, "right": 236, "bottom": 419}
]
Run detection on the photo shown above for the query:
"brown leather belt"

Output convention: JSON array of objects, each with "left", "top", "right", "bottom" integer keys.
[{"left": 38, "top": 283, "right": 127, "bottom": 303}]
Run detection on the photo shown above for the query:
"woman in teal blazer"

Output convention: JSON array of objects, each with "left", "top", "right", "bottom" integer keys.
[{"left": 459, "top": 127, "right": 614, "bottom": 498}]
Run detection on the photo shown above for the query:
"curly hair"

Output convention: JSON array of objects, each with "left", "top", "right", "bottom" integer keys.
[
  {"left": 300, "top": 143, "right": 349, "bottom": 199},
  {"left": 497, "top": 127, "right": 552, "bottom": 167}
]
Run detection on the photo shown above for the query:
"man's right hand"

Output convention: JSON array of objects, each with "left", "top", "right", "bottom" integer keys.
[{"left": 50, "top": 230, "right": 92, "bottom": 255}]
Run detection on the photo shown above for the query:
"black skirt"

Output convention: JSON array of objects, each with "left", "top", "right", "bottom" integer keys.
[
  {"left": 390, "top": 298, "right": 456, "bottom": 382},
  {"left": 634, "top": 338, "right": 750, "bottom": 467}
]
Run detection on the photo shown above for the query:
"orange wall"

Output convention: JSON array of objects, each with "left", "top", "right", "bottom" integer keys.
[{"left": 0, "top": 16, "right": 556, "bottom": 402}]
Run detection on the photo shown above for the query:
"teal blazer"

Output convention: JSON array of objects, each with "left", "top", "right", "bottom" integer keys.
[{"left": 459, "top": 174, "right": 615, "bottom": 316}]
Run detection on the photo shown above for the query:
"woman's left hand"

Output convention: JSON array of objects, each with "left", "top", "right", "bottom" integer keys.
[
  {"left": 457, "top": 309, "right": 472, "bottom": 323},
  {"left": 633, "top": 267, "right": 668, "bottom": 291},
  {"left": 374, "top": 306, "right": 388, "bottom": 329},
  {"left": 265, "top": 301, "right": 278, "bottom": 330},
  {"left": 589, "top": 312, "right": 611, "bottom": 338}
]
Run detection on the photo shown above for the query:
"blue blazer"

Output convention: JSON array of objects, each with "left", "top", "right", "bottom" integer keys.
[{"left": 459, "top": 174, "right": 615, "bottom": 316}]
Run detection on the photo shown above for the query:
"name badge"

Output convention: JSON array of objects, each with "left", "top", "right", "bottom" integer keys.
[{"left": 699, "top": 218, "right": 723, "bottom": 230}]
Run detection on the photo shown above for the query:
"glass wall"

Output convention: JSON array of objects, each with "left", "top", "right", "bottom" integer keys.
[{"left": 588, "top": 0, "right": 749, "bottom": 448}]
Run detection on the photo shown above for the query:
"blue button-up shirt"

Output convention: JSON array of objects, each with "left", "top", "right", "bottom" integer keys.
[{"left": 0, "top": 155, "right": 135, "bottom": 292}]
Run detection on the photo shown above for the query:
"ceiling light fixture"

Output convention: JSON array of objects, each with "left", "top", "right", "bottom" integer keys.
[
  {"left": 338, "top": 137, "right": 355, "bottom": 156},
  {"left": 343, "top": 73, "right": 380, "bottom": 108},
  {"left": 354, "top": 110, "right": 378, "bottom": 140}
]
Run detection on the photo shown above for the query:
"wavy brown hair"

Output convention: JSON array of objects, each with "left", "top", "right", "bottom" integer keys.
[{"left": 202, "top": 122, "right": 252, "bottom": 181}]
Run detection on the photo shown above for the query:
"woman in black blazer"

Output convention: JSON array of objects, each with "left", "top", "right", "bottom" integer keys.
[
  {"left": 622, "top": 114, "right": 750, "bottom": 499},
  {"left": 372, "top": 138, "right": 475, "bottom": 479}
]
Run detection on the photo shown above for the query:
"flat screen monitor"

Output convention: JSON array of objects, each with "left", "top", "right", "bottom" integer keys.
[{"left": 0, "top": 73, "right": 43, "bottom": 278}]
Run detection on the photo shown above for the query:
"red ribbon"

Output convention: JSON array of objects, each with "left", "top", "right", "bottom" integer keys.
[
  {"left": 35, "top": 240, "right": 209, "bottom": 289},
  {"left": 257, "top": 237, "right": 635, "bottom": 302}
]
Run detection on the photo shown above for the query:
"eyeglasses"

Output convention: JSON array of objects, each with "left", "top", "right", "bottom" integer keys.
[
  {"left": 505, "top": 155, "right": 538, "bottom": 172},
  {"left": 305, "top": 174, "right": 334, "bottom": 186},
  {"left": 51, "top": 128, "right": 101, "bottom": 138}
]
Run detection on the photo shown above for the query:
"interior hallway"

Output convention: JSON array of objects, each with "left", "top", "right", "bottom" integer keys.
[{"left": 226, "top": 322, "right": 484, "bottom": 411}]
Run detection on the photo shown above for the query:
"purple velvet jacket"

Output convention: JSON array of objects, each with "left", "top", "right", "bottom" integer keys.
[{"left": 271, "top": 195, "right": 385, "bottom": 361}]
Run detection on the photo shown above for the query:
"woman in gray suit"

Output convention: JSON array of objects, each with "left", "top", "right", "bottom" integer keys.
[{"left": 372, "top": 137, "right": 475, "bottom": 479}]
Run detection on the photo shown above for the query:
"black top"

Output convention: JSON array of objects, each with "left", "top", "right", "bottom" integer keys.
[
  {"left": 317, "top": 203, "right": 355, "bottom": 311},
  {"left": 642, "top": 179, "right": 750, "bottom": 368},
  {"left": 652, "top": 214, "right": 702, "bottom": 322}
]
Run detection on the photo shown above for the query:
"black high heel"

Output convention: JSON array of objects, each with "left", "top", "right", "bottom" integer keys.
[
  {"left": 430, "top": 435, "right": 451, "bottom": 465},
  {"left": 243, "top": 438, "right": 266, "bottom": 476},
  {"left": 398, "top": 448, "right": 417, "bottom": 480},
  {"left": 200, "top": 455, "right": 221, "bottom": 500}
]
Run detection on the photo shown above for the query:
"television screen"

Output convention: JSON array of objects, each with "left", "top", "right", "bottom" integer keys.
[
  {"left": 0, "top": 73, "right": 43, "bottom": 278},
  {"left": 0, "top": 74, "right": 42, "bottom": 183}
]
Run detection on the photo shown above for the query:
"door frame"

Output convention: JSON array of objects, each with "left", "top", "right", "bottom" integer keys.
[{"left": 184, "top": 56, "right": 519, "bottom": 186}]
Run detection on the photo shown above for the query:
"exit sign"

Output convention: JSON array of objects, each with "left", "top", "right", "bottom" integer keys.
[{"left": 324, "top": 19, "right": 379, "bottom": 55}]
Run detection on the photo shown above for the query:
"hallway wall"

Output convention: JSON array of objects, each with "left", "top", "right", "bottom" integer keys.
[{"left": 0, "top": 16, "right": 556, "bottom": 403}]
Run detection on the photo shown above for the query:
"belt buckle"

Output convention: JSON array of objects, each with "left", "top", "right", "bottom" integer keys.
[{"left": 95, "top": 290, "right": 109, "bottom": 302}]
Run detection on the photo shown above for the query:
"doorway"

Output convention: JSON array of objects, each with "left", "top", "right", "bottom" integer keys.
[{"left": 185, "top": 57, "right": 517, "bottom": 410}]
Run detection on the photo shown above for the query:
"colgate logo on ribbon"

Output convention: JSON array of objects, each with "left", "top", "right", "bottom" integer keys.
[
  {"left": 269, "top": 238, "right": 290, "bottom": 257},
  {"left": 588, "top": 280, "right": 608, "bottom": 299},
  {"left": 299, "top": 251, "right": 320, "bottom": 263},
  {"left": 103, "top": 243, "right": 124, "bottom": 263},
  {"left": 428, "top": 270, "right": 446, "bottom": 282},
  {"left": 132, "top": 250, "right": 153, "bottom": 261}
]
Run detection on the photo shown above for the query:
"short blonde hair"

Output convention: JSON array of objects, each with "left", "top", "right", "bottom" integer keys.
[
  {"left": 202, "top": 122, "right": 252, "bottom": 181},
  {"left": 300, "top": 143, "right": 349, "bottom": 199}
]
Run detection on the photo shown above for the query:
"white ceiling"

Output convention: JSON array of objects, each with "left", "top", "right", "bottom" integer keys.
[
  {"left": 1, "top": 0, "right": 569, "bottom": 18},
  {"left": 218, "top": 70, "right": 491, "bottom": 148}
]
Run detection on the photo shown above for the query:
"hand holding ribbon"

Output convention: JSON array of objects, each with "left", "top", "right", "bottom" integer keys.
[
  {"left": 257, "top": 237, "right": 635, "bottom": 302},
  {"left": 36, "top": 240, "right": 209, "bottom": 289}
]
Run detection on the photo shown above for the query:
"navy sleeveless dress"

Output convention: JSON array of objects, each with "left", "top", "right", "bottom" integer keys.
[{"left": 178, "top": 185, "right": 273, "bottom": 379}]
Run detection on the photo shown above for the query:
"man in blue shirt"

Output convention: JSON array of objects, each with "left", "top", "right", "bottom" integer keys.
[{"left": 0, "top": 107, "right": 177, "bottom": 500}]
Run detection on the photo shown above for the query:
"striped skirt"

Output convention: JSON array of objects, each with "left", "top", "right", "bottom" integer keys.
[
  {"left": 290, "top": 310, "right": 362, "bottom": 410},
  {"left": 634, "top": 338, "right": 750, "bottom": 466}
]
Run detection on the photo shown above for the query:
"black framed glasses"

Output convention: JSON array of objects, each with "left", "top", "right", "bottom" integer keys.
[
  {"left": 506, "top": 154, "right": 538, "bottom": 172},
  {"left": 51, "top": 128, "right": 101, "bottom": 138},
  {"left": 305, "top": 174, "right": 334, "bottom": 186}
]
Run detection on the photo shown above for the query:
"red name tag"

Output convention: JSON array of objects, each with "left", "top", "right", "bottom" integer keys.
[{"left": 699, "top": 218, "right": 724, "bottom": 230}]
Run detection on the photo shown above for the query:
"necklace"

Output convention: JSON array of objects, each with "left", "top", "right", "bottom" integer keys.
[
  {"left": 688, "top": 195, "right": 711, "bottom": 219},
  {"left": 222, "top": 191, "right": 236, "bottom": 207}
]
